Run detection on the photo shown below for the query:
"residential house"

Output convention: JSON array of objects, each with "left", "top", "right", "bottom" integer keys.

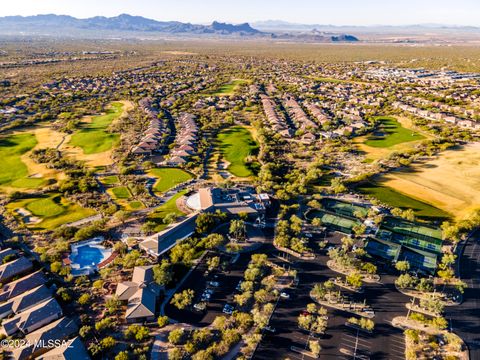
[
  {"left": 115, "top": 266, "right": 161, "bottom": 323},
  {"left": 1, "top": 298, "right": 62, "bottom": 336}
]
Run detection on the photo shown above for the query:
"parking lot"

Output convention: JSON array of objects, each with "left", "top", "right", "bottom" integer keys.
[
  {"left": 164, "top": 250, "right": 252, "bottom": 326},
  {"left": 254, "top": 231, "right": 407, "bottom": 360}
]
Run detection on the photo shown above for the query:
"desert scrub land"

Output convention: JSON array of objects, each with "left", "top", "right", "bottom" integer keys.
[
  {"left": 382, "top": 143, "right": 480, "bottom": 219},
  {"left": 6, "top": 193, "right": 96, "bottom": 230},
  {"left": 0, "top": 132, "right": 46, "bottom": 189},
  {"left": 149, "top": 167, "right": 193, "bottom": 194},
  {"left": 69, "top": 102, "right": 124, "bottom": 154},
  {"left": 217, "top": 126, "right": 259, "bottom": 178}
]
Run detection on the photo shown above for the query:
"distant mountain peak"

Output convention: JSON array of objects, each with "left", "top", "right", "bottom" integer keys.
[{"left": 210, "top": 21, "right": 260, "bottom": 34}]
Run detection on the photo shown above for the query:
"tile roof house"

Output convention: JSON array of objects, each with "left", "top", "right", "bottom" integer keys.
[
  {"left": 36, "top": 336, "right": 90, "bottom": 360},
  {"left": 1, "top": 298, "right": 62, "bottom": 336},
  {"left": 0, "top": 256, "right": 33, "bottom": 283},
  {"left": 115, "top": 266, "right": 161, "bottom": 323},
  {"left": 12, "top": 317, "right": 78, "bottom": 359},
  {"left": 0, "top": 284, "right": 51, "bottom": 320},
  {"left": 0, "top": 270, "right": 46, "bottom": 303}
]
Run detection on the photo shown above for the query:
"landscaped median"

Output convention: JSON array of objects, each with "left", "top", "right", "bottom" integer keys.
[
  {"left": 345, "top": 316, "right": 375, "bottom": 334},
  {"left": 310, "top": 281, "right": 375, "bottom": 319},
  {"left": 392, "top": 316, "right": 468, "bottom": 360},
  {"left": 327, "top": 259, "right": 380, "bottom": 283},
  {"left": 274, "top": 245, "right": 315, "bottom": 260},
  {"left": 331, "top": 276, "right": 364, "bottom": 293},
  {"left": 395, "top": 282, "right": 461, "bottom": 306}
]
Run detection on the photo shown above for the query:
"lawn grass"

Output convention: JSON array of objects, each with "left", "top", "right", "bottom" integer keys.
[
  {"left": 26, "top": 196, "right": 65, "bottom": 217},
  {"left": 111, "top": 186, "right": 131, "bottom": 199},
  {"left": 102, "top": 175, "right": 120, "bottom": 185},
  {"left": 69, "top": 102, "right": 123, "bottom": 154},
  {"left": 149, "top": 168, "right": 193, "bottom": 194},
  {"left": 364, "top": 116, "right": 424, "bottom": 148},
  {"left": 217, "top": 126, "right": 259, "bottom": 177},
  {"left": 209, "top": 79, "right": 247, "bottom": 96},
  {"left": 148, "top": 190, "right": 186, "bottom": 232},
  {"left": 7, "top": 193, "right": 96, "bottom": 230},
  {"left": 0, "top": 133, "right": 45, "bottom": 189},
  {"left": 357, "top": 182, "right": 450, "bottom": 221},
  {"left": 128, "top": 201, "right": 144, "bottom": 210}
]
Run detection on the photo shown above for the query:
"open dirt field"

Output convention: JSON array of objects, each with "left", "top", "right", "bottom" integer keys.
[{"left": 382, "top": 143, "right": 480, "bottom": 218}]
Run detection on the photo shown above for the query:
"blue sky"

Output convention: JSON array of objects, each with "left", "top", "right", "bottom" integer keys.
[{"left": 2, "top": 0, "right": 480, "bottom": 26}]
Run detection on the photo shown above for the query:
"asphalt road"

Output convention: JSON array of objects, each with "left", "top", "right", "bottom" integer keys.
[
  {"left": 254, "top": 232, "right": 407, "bottom": 360},
  {"left": 446, "top": 231, "right": 480, "bottom": 360}
]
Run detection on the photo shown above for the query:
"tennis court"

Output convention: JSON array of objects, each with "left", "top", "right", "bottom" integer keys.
[
  {"left": 381, "top": 217, "right": 442, "bottom": 240},
  {"left": 309, "top": 210, "right": 361, "bottom": 234},
  {"left": 322, "top": 198, "right": 369, "bottom": 218}
]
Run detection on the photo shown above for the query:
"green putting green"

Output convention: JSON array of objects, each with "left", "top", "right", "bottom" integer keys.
[
  {"left": 364, "top": 117, "right": 424, "bottom": 148},
  {"left": 217, "top": 126, "right": 259, "bottom": 177},
  {"left": 26, "top": 196, "right": 65, "bottom": 217},
  {"left": 111, "top": 186, "right": 131, "bottom": 199},
  {"left": 0, "top": 133, "right": 45, "bottom": 189},
  {"left": 149, "top": 168, "right": 193, "bottom": 193},
  {"left": 69, "top": 102, "right": 123, "bottom": 154},
  {"left": 102, "top": 175, "right": 120, "bottom": 185},
  {"left": 7, "top": 193, "right": 96, "bottom": 231}
]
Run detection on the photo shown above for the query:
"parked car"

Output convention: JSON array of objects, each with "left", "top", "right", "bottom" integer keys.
[
  {"left": 264, "top": 326, "right": 276, "bottom": 333},
  {"left": 280, "top": 291, "right": 290, "bottom": 299},
  {"left": 235, "top": 280, "right": 243, "bottom": 291},
  {"left": 193, "top": 302, "right": 207, "bottom": 311},
  {"left": 223, "top": 304, "right": 234, "bottom": 315},
  {"left": 208, "top": 281, "right": 220, "bottom": 287}
]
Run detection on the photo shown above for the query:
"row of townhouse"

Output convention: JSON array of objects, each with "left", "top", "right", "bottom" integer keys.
[
  {"left": 393, "top": 101, "right": 480, "bottom": 130},
  {"left": 283, "top": 96, "right": 313, "bottom": 129},
  {"left": 259, "top": 94, "right": 292, "bottom": 138},
  {"left": 131, "top": 98, "right": 170, "bottom": 155},
  {"left": 0, "top": 248, "right": 89, "bottom": 359},
  {"left": 166, "top": 113, "right": 199, "bottom": 166},
  {"left": 304, "top": 102, "right": 331, "bottom": 125},
  {"left": 283, "top": 95, "right": 318, "bottom": 143}
]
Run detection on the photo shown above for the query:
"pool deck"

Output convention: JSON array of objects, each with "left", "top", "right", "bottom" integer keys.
[{"left": 68, "top": 237, "right": 112, "bottom": 276}]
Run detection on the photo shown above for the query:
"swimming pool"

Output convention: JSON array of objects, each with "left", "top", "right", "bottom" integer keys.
[
  {"left": 71, "top": 245, "right": 105, "bottom": 268},
  {"left": 69, "top": 237, "right": 111, "bottom": 276}
]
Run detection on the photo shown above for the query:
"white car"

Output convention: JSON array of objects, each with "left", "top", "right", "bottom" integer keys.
[
  {"left": 208, "top": 281, "right": 220, "bottom": 287},
  {"left": 193, "top": 302, "right": 206, "bottom": 311},
  {"left": 280, "top": 292, "right": 290, "bottom": 299}
]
